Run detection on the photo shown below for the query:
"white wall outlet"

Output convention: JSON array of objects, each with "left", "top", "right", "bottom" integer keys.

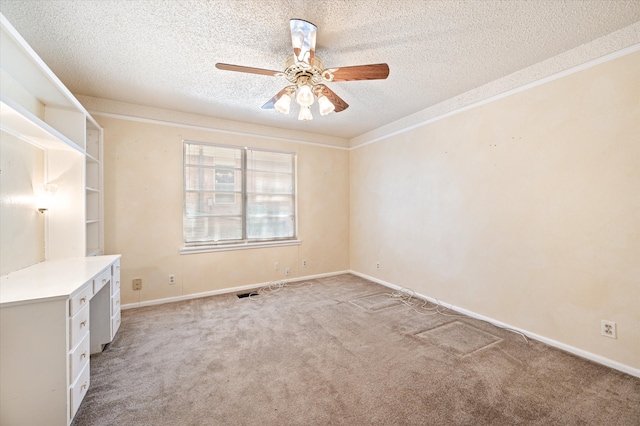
[
  {"left": 169, "top": 274, "right": 176, "bottom": 285},
  {"left": 274, "top": 261, "right": 280, "bottom": 271},
  {"left": 285, "top": 267, "right": 290, "bottom": 277},
  {"left": 376, "top": 262, "right": 380, "bottom": 270},
  {"left": 601, "top": 320, "right": 616, "bottom": 339},
  {"left": 302, "top": 259, "right": 307, "bottom": 268}
]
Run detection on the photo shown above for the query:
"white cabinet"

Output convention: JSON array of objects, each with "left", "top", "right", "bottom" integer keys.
[
  {"left": 0, "top": 255, "right": 121, "bottom": 426},
  {"left": 0, "top": 13, "right": 116, "bottom": 425},
  {"left": 111, "top": 261, "right": 122, "bottom": 335},
  {"left": 0, "top": 13, "right": 104, "bottom": 258}
]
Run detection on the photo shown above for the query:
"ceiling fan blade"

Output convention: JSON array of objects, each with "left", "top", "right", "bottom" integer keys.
[
  {"left": 315, "top": 85, "right": 349, "bottom": 112},
  {"left": 215, "top": 63, "right": 280, "bottom": 77},
  {"left": 261, "top": 86, "right": 295, "bottom": 109},
  {"left": 290, "top": 19, "right": 317, "bottom": 66},
  {"left": 325, "top": 63, "right": 390, "bottom": 82}
]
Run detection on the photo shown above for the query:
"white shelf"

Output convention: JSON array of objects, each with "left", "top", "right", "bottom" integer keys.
[
  {"left": 0, "top": 96, "right": 83, "bottom": 154},
  {"left": 0, "top": 14, "right": 91, "bottom": 118}
]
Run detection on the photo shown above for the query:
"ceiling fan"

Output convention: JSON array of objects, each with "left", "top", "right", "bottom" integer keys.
[{"left": 215, "top": 19, "right": 390, "bottom": 121}]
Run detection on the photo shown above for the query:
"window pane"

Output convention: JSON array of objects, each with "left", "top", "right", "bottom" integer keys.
[
  {"left": 247, "top": 150, "right": 293, "bottom": 173},
  {"left": 185, "top": 144, "right": 241, "bottom": 168},
  {"left": 185, "top": 191, "right": 242, "bottom": 216},
  {"left": 185, "top": 166, "right": 242, "bottom": 192},
  {"left": 184, "top": 216, "right": 242, "bottom": 243},
  {"left": 247, "top": 194, "right": 294, "bottom": 217},
  {"left": 247, "top": 171, "right": 293, "bottom": 194},
  {"left": 247, "top": 217, "right": 294, "bottom": 239}
]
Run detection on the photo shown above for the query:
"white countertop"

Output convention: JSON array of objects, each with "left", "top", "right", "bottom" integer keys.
[{"left": 0, "top": 255, "right": 121, "bottom": 307}]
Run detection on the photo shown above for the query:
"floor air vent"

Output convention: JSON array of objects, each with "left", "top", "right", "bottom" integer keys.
[{"left": 237, "top": 291, "right": 259, "bottom": 299}]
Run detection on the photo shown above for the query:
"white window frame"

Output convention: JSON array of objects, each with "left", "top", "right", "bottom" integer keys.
[{"left": 181, "top": 140, "right": 300, "bottom": 254}]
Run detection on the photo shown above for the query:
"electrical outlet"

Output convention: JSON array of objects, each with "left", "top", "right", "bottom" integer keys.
[
  {"left": 285, "top": 267, "right": 290, "bottom": 277},
  {"left": 376, "top": 262, "right": 380, "bottom": 270},
  {"left": 274, "top": 261, "right": 280, "bottom": 271},
  {"left": 132, "top": 278, "right": 142, "bottom": 290},
  {"left": 302, "top": 259, "right": 307, "bottom": 268},
  {"left": 168, "top": 274, "right": 176, "bottom": 285},
  {"left": 601, "top": 320, "right": 616, "bottom": 339}
]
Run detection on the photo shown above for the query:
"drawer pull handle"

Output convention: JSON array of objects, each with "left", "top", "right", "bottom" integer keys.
[
  {"left": 103, "top": 278, "right": 107, "bottom": 284},
  {"left": 81, "top": 382, "right": 87, "bottom": 391},
  {"left": 80, "top": 296, "right": 87, "bottom": 303},
  {"left": 80, "top": 320, "right": 87, "bottom": 327},
  {"left": 81, "top": 351, "right": 87, "bottom": 359}
]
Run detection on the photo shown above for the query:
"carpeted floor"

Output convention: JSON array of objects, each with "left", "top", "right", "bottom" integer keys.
[{"left": 72, "top": 274, "right": 640, "bottom": 425}]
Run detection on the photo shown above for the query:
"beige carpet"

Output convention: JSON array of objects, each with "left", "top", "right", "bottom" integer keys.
[{"left": 72, "top": 274, "right": 640, "bottom": 425}]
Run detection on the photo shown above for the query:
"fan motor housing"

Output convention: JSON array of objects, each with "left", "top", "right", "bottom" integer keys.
[{"left": 282, "top": 55, "right": 330, "bottom": 85}]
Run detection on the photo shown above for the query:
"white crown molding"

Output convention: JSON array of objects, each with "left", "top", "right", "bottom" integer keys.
[
  {"left": 350, "top": 270, "right": 640, "bottom": 379},
  {"left": 349, "top": 22, "right": 640, "bottom": 149},
  {"left": 77, "top": 94, "right": 350, "bottom": 150}
]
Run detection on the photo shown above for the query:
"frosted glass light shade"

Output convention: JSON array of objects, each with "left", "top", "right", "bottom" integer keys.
[
  {"left": 274, "top": 94, "right": 291, "bottom": 114},
  {"left": 298, "top": 105, "right": 313, "bottom": 121},
  {"left": 296, "top": 84, "right": 314, "bottom": 107},
  {"left": 35, "top": 183, "right": 58, "bottom": 212},
  {"left": 317, "top": 95, "right": 335, "bottom": 116}
]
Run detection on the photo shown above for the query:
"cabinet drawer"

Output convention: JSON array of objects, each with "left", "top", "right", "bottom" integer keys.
[
  {"left": 111, "top": 275, "right": 120, "bottom": 296},
  {"left": 93, "top": 268, "right": 111, "bottom": 294},
  {"left": 111, "top": 290, "right": 121, "bottom": 316},
  {"left": 69, "top": 304, "right": 90, "bottom": 350},
  {"left": 70, "top": 362, "right": 90, "bottom": 420},
  {"left": 111, "top": 261, "right": 121, "bottom": 296},
  {"left": 112, "top": 260, "right": 120, "bottom": 279},
  {"left": 69, "top": 332, "right": 90, "bottom": 385},
  {"left": 111, "top": 308, "right": 121, "bottom": 337},
  {"left": 69, "top": 284, "right": 92, "bottom": 317}
]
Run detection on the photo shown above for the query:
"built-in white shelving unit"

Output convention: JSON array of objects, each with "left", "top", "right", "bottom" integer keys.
[
  {"left": 0, "top": 13, "right": 104, "bottom": 257},
  {"left": 85, "top": 120, "right": 104, "bottom": 256}
]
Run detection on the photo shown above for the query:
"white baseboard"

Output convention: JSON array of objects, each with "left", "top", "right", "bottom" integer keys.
[
  {"left": 349, "top": 270, "right": 640, "bottom": 379},
  {"left": 121, "top": 270, "right": 350, "bottom": 310}
]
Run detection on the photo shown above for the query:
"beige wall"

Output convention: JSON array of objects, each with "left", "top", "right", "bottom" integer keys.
[
  {"left": 350, "top": 51, "right": 640, "bottom": 369},
  {"left": 0, "top": 132, "right": 44, "bottom": 275},
  {"left": 100, "top": 116, "right": 350, "bottom": 306}
]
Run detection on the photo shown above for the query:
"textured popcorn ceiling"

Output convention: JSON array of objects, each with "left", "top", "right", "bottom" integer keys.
[{"left": 1, "top": 0, "right": 639, "bottom": 140}]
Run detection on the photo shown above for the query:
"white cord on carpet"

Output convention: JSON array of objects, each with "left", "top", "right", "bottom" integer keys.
[
  {"left": 385, "top": 287, "right": 529, "bottom": 343},
  {"left": 249, "top": 280, "right": 314, "bottom": 299}
]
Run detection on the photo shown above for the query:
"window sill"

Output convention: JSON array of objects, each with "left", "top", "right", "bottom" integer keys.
[{"left": 180, "top": 239, "right": 301, "bottom": 255}]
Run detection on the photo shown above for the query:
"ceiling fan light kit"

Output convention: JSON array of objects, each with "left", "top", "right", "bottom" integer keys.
[
  {"left": 274, "top": 93, "right": 292, "bottom": 114},
  {"left": 298, "top": 105, "right": 313, "bottom": 121},
  {"left": 215, "top": 19, "right": 389, "bottom": 122},
  {"left": 295, "top": 79, "right": 315, "bottom": 107},
  {"left": 317, "top": 93, "right": 335, "bottom": 116}
]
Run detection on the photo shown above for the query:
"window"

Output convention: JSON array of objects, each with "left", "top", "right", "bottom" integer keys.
[{"left": 183, "top": 141, "right": 297, "bottom": 249}]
